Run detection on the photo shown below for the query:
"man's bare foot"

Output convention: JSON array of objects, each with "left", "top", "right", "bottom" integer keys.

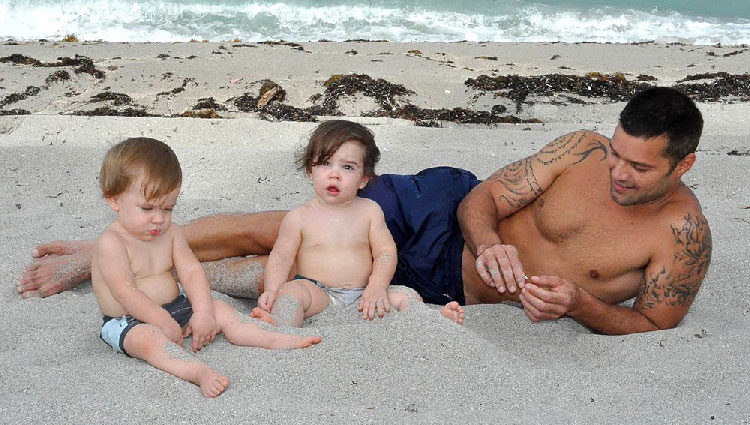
[
  {"left": 250, "top": 307, "right": 275, "bottom": 324},
  {"left": 270, "top": 334, "right": 322, "bottom": 350},
  {"left": 18, "top": 240, "right": 95, "bottom": 298},
  {"left": 198, "top": 369, "right": 230, "bottom": 398},
  {"left": 440, "top": 301, "right": 465, "bottom": 325}
]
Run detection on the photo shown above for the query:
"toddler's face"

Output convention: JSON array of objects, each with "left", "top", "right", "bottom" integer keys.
[
  {"left": 106, "top": 174, "right": 180, "bottom": 241},
  {"left": 309, "top": 140, "right": 369, "bottom": 205}
]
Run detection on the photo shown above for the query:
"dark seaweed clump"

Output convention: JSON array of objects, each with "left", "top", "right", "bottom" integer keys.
[
  {"left": 72, "top": 107, "right": 153, "bottom": 117},
  {"left": 229, "top": 80, "right": 314, "bottom": 122},
  {"left": 1, "top": 86, "right": 41, "bottom": 107},
  {"left": 674, "top": 73, "right": 750, "bottom": 102},
  {"left": 465, "top": 73, "right": 652, "bottom": 112},
  {"left": 192, "top": 97, "right": 226, "bottom": 111},
  {"left": 375, "top": 104, "right": 540, "bottom": 126},
  {"left": 90, "top": 91, "right": 132, "bottom": 105},
  {"left": 0, "top": 109, "right": 30, "bottom": 116},
  {"left": 45, "top": 70, "right": 71, "bottom": 84},
  {"left": 0, "top": 54, "right": 105, "bottom": 79},
  {"left": 157, "top": 78, "right": 193, "bottom": 97},
  {"left": 318, "top": 74, "right": 414, "bottom": 114}
]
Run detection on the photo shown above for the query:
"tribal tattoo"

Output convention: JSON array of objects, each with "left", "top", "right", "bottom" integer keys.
[
  {"left": 490, "top": 131, "right": 607, "bottom": 209},
  {"left": 635, "top": 213, "right": 712, "bottom": 310}
]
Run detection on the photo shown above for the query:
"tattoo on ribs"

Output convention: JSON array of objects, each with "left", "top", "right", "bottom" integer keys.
[{"left": 635, "top": 213, "right": 712, "bottom": 310}]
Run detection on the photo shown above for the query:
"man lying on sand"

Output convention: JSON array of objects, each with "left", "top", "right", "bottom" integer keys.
[{"left": 18, "top": 87, "right": 711, "bottom": 335}]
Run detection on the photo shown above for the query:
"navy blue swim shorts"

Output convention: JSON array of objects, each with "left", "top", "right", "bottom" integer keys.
[{"left": 359, "top": 167, "right": 481, "bottom": 305}]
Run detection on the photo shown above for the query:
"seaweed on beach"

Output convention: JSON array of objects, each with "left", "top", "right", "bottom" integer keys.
[
  {"left": 465, "top": 73, "right": 652, "bottom": 112},
  {"left": 727, "top": 149, "right": 750, "bottom": 156},
  {"left": 192, "top": 97, "right": 226, "bottom": 111},
  {"left": 0, "top": 54, "right": 42, "bottom": 65},
  {"left": 157, "top": 78, "right": 193, "bottom": 97},
  {"left": 72, "top": 107, "right": 154, "bottom": 117},
  {"left": 228, "top": 80, "right": 315, "bottom": 122},
  {"left": 1, "top": 54, "right": 106, "bottom": 79},
  {"left": 372, "top": 104, "right": 541, "bottom": 126},
  {"left": 1, "top": 86, "right": 41, "bottom": 107},
  {"left": 320, "top": 73, "right": 414, "bottom": 114},
  {"left": 674, "top": 73, "right": 750, "bottom": 101},
  {"left": 0, "top": 109, "right": 30, "bottom": 116},
  {"left": 259, "top": 41, "right": 304, "bottom": 51},
  {"left": 90, "top": 91, "right": 132, "bottom": 106},
  {"left": 45, "top": 70, "right": 71, "bottom": 84},
  {"left": 181, "top": 109, "right": 220, "bottom": 119}
]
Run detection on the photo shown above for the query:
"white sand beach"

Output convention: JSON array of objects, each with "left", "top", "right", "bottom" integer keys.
[{"left": 1, "top": 41, "right": 749, "bottom": 423}]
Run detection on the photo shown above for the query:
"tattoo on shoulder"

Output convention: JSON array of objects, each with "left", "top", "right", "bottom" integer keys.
[
  {"left": 635, "top": 213, "right": 712, "bottom": 310},
  {"left": 536, "top": 131, "right": 608, "bottom": 166},
  {"left": 488, "top": 132, "right": 607, "bottom": 209}
]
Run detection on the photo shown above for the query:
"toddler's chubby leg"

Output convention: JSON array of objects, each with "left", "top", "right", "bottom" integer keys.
[
  {"left": 251, "top": 279, "right": 330, "bottom": 327},
  {"left": 214, "top": 299, "right": 321, "bottom": 348},
  {"left": 123, "top": 323, "right": 229, "bottom": 398}
]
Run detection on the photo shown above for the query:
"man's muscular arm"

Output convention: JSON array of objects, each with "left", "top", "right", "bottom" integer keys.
[
  {"left": 522, "top": 213, "right": 712, "bottom": 334},
  {"left": 458, "top": 130, "right": 608, "bottom": 293}
]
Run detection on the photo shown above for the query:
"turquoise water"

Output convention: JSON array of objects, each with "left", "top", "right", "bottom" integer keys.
[{"left": 1, "top": 1, "right": 748, "bottom": 44}]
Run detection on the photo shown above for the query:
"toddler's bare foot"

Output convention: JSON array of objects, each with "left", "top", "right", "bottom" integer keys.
[
  {"left": 198, "top": 369, "right": 230, "bottom": 398},
  {"left": 270, "top": 334, "right": 322, "bottom": 350},
  {"left": 440, "top": 301, "right": 465, "bottom": 325},
  {"left": 18, "top": 240, "right": 95, "bottom": 298},
  {"left": 250, "top": 307, "right": 275, "bottom": 324}
]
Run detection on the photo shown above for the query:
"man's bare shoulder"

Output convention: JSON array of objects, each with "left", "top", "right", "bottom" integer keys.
[
  {"left": 535, "top": 130, "right": 609, "bottom": 168},
  {"left": 654, "top": 184, "right": 711, "bottom": 252}
]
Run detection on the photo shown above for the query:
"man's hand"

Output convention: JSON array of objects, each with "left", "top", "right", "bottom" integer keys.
[
  {"left": 187, "top": 311, "right": 218, "bottom": 352},
  {"left": 358, "top": 286, "right": 391, "bottom": 320},
  {"left": 519, "top": 275, "right": 580, "bottom": 322},
  {"left": 474, "top": 243, "right": 527, "bottom": 293},
  {"left": 258, "top": 289, "right": 278, "bottom": 313}
]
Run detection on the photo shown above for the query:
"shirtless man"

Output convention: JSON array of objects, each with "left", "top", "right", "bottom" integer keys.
[{"left": 18, "top": 87, "right": 711, "bottom": 335}]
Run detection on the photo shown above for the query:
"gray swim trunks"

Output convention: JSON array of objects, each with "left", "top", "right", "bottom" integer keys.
[
  {"left": 100, "top": 294, "right": 192, "bottom": 356},
  {"left": 293, "top": 274, "right": 364, "bottom": 307}
]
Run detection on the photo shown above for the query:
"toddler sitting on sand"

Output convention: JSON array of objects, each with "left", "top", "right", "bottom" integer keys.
[
  {"left": 252, "top": 120, "right": 464, "bottom": 326},
  {"left": 92, "top": 137, "right": 320, "bottom": 398}
]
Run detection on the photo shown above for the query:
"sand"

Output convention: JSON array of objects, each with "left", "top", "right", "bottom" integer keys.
[{"left": 1, "top": 40, "right": 748, "bottom": 424}]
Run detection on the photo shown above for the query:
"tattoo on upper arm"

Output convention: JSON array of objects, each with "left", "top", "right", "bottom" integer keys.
[
  {"left": 634, "top": 213, "right": 712, "bottom": 310},
  {"left": 489, "top": 132, "right": 607, "bottom": 209},
  {"left": 489, "top": 157, "right": 541, "bottom": 209}
]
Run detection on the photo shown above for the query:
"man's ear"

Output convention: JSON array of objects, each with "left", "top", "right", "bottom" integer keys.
[
  {"left": 105, "top": 195, "right": 120, "bottom": 212},
  {"left": 674, "top": 153, "right": 696, "bottom": 177}
]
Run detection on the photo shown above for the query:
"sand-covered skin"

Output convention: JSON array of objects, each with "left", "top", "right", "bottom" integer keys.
[{"left": 1, "top": 41, "right": 749, "bottom": 423}]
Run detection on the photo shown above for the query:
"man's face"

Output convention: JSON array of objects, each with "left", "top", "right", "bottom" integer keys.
[{"left": 607, "top": 126, "right": 679, "bottom": 206}]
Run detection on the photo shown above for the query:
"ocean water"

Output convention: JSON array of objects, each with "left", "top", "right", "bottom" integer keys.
[{"left": 1, "top": 0, "right": 749, "bottom": 45}]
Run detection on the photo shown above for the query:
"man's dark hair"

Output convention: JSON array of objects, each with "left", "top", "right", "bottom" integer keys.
[
  {"left": 297, "top": 119, "right": 380, "bottom": 178},
  {"left": 620, "top": 86, "right": 703, "bottom": 171}
]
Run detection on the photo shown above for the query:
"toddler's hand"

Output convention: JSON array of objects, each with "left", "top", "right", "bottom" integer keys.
[
  {"left": 258, "top": 289, "right": 277, "bottom": 312},
  {"left": 188, "top": 311, "right": 218, "bottom": 352},
  {"left": 359, "top": 286, "right": 391, "bottom": 320}
]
